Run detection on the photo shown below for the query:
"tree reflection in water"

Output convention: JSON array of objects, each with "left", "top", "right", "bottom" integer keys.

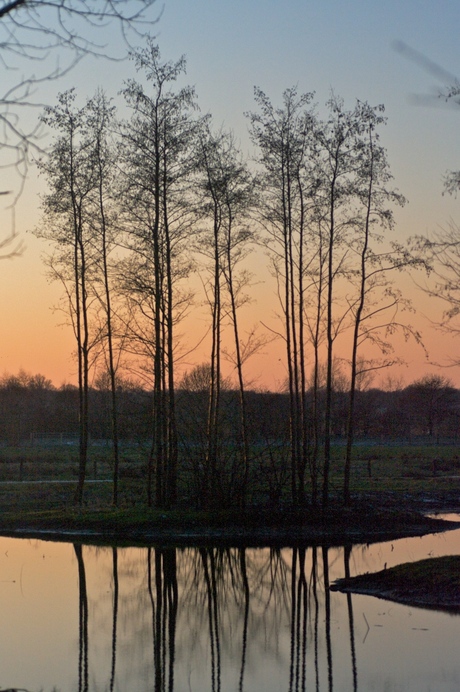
[
  {"left": 344, "top": 545, "right": 358, "bottom": 692},
  {"left": 110, "top": 547, "right": 119, "bottom": 692},
  {"left": 147, "top": 547, "right": 178, "bottom": 692},
  {"left": 74, "top": 544, "right": 89, "bottom": 692},
  {"left": 322, "top": 546, "right": 333, "bottom": 692},
  {"left": 239, "top": 547, "right": 250, "bottom": 692},
  {"left": 72, "top": 544, "right": 360, "bottom": 691},
  {"left": 199, "top": 548, "right": 221, "bottom": 692}
]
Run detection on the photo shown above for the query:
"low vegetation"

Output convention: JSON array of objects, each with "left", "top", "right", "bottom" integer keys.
[{"left": 0, "top": 441, "right": 457, "bottom": 545}]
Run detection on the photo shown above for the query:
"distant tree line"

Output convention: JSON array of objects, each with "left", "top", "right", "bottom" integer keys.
[{"left": 1, "top": 370, "right": 458, "bottom": 505}]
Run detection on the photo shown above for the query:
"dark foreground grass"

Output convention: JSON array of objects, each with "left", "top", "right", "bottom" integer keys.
[
  {"left": 0, "top": 480, "right": 457, "bottom": 547},
  {"left": 331, "top": 556, "right": 460, "bottom": 610}
]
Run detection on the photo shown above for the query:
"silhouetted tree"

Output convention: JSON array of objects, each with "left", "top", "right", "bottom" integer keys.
[
  {"left": 197, "top": 124, "right": 255, "bottom": 507},
  {"left": 0, "top": 0, "right": 156, "bottom": 251},
  {"left": 119, "top": 41, "right": 200, "bottom": 507},
  {"left": 37, "top": 90, "right": 102, "bottom": 503},
  {"left": 403, "top": 374, "right": 459, "bottom": 440},
  {"left": 248, "top": 87, "right": 317, "bottom": 506},
  {"left": 342, "top": 101, "right": 418, "bottom": 504},
  {"left": 83, "top": 90, "right": 122, "bottom": 505}
]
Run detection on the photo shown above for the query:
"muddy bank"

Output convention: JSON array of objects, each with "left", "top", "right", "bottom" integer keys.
[
  {"left": 0, "top": 500, "right": 457, "bottom": 547},
  {"left": 331, "top": 555, "right": 460, "bottom": 611}
]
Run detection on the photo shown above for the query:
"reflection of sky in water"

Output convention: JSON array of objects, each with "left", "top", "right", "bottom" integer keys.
[
  {"left": 347, "top": 514, "right": 460, "bottom": 578},
  {"left": 0, "top": 522, "right": 458, "bottom": 691}
]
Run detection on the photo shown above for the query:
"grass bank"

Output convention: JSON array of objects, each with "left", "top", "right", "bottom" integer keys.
[
  {"left": 0, "top": 482, "right": 457, "bottom": 546},
  {"left": 0, "top": 442, "right": 458, "bottom": 544},
  {"left": 331, "top": 555, "right": 460, "bottom": 610}
]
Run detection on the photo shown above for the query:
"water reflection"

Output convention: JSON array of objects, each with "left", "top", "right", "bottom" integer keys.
[
  {"left": 344, "top": 546, "right": 358, "bottom": 692},
  {"left": 85, "top": 544, "right": 354, "bottom": 691},
  {"left": 75, "top": 543, "right": 88, "bottom": 692},
  {"left": 110, "top": 546, "right": 118, "bottom": 692},
  {"left": 0, "top": 529, "right": 459, "bottom": 691},
  {"left": 147, "top": 547, "right": 178, "bottom": 692}
]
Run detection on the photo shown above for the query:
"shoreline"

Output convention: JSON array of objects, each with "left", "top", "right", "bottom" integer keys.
[
  {"left": 0, "top": 506, "right": 457, "bottom": 547},
  {"left": 331, "top": 555, "right": 460, "bottom": 611}
]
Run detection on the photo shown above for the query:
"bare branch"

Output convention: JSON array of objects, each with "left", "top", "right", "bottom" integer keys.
[{"left": 0, "top": 0, "right": 159, "bottom": 254}]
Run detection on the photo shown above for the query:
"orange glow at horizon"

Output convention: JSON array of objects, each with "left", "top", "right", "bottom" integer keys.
[{"left": 1, "top": 230, "right": 458, "bottom": 393}]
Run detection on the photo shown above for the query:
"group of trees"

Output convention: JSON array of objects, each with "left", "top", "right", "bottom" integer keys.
[
  {"left": 3, "top": 368, "right": 458, "bottom": 445},
  {"left": 28, "top": 40, "right": 432, "bottom": 510},
  {"left": 247, "top": 90, "right": 423, "bottom": 507},
  {"left": 0, "top": 0, "right": 157, "bottom": 253},
  {"left": 2, "top": 1, "right": 459, "bottom": 511}
]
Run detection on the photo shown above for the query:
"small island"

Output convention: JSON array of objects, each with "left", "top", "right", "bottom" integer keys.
[{"left": 331, "top": 555, "right": 460, "bottom": 611}]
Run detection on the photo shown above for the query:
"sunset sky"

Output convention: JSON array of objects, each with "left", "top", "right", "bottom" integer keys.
[{"left": 1, "top": 0, "right": 460, "bottom": 391}]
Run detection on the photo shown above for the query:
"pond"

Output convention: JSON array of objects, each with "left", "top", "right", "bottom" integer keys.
[{"left": 1, "top": 519, "right": 460, "bottom": 692}]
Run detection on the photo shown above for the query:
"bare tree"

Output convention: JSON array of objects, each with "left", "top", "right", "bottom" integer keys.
[
  {"left": 83, "top": 89, "right": 122, "bottom": 505},
  {"left": 341, "top": 101, "right": 414, "bottom": 504},
  {"left": 312, "top": 97, "right": 422, "bottom": 507},
  {"left": 250, "top": 89, "right": 422, "bottom": 511},
  {"left": 119, "top": 40, "right": 200, "bottom": 508},
  {"left": 248, "top": 86, "right": 317, "bottom": 507},
  {"left": 197, "top": 124, "right": 255, "bottom": 507},
  {"left": 0, "top": 0, "right": 157, "bottom": 252},
  {"left": 36, "top": 89, "right": 101, "bottom": 503},
  {"left": 403, "top": 374, "right": 458, "bottom": 441},
  {"left": 401, "top": 55, "right": 460, "bottom": 372},
  {"left": 311, "top": 95, "right": 381, "bottom": 510},
  {"left": 413, "top": 221, "right": 460, "bottom": 351}
]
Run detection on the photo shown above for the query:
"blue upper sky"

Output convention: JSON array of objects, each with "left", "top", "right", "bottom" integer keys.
[
  {"left": 11, "top": 0, "right": 460, "bottom": 234},
  {"left": 134, "top": 0, "right": 460, "bottom": 234}
]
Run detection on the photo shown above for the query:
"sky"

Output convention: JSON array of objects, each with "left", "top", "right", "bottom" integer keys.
[{"left": 1, "top": 0, "right": 460, "bottom": 390}]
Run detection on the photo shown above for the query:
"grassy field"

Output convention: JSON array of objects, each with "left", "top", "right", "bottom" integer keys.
[
  {"left": 330, "top": 443, "right": 460, "bottom": 493},
  {"left": 0, "top": 441, "right": 457, "bottom": 515}
]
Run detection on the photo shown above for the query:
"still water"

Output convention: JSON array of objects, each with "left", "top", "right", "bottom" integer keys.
[{"left": 0, "top": 520, "right": 459, "bottom": 692}]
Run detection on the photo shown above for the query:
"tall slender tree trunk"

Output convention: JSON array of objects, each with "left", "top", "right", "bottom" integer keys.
[
  {"left": 74, "top": 203, "right": 90, "bottom": 505},
  {"left": 344, "top": 130, "right": 374, "bottom": 505},
  {"left": 310, "top": 229, "right": 325, "bottom": 507},
  {"left": 74, "top": 219, "right": 86, "bottom": 505},
  {"left": 162, "top": 153, "right": 178, "bottom": 509},
  {"left": 322, "top": 164, "right": 339, "bottom": 511},
  {"left": 150, "top": 116, "right": 164, "bottom": 508},
  {"left": 286, "top": 160, "right": 303, "bottom": 507},
  {"left": 206, "top": 203, "right": 222, "bottom": 508},
  {"left": 94, "top": 114, "right": 120, "bottom": 506},
  {"left": 296, "top": 172, "right": 307, "bottom": 506},
  {"left": 225, "top": 229, "right": 250, "bottom": 508},
  {"left": 282, "top": 178, "right": 298, "bottom": 506}
]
